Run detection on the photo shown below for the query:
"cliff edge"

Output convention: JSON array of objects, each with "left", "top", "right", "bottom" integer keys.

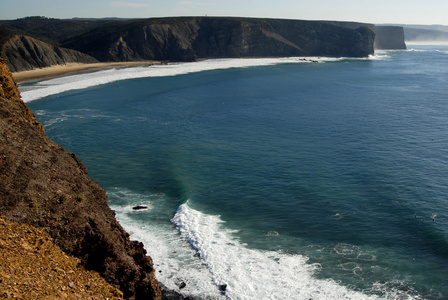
[{"left": 0, "top": 58, "right": 161, "bottom": 299}]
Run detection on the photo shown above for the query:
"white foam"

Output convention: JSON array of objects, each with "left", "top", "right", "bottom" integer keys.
[
  {"left": 107, "top": 189, "right": 223, "bottom": 299},
  {"left": 19, "top": 56, "right": 375, "bottom": 103},
  {"left": 171, "top": 202, "right": 381, "bottom": 300},
  {"left": 108, "top": 188, "right": 420, "bottom": 299}
]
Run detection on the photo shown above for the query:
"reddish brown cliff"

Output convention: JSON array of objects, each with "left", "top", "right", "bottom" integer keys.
[{"left": 0, "top": 58, "right": 161, "bottom": 300}]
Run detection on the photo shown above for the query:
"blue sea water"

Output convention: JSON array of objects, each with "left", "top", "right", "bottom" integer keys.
[{"left": 24, "top": 44, "right": 448, "bottom": 299}]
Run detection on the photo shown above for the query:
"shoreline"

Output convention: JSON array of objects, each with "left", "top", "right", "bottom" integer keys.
[{"left": 12, "top": 61, "right": 162, "bottom": 82}]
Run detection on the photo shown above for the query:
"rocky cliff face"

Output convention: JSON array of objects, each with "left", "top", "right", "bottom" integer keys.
[
  {"left": 63, "top": 17, "right": 375, "bottom": 62},
  {"left": 1, "top": 30, "right": 98, "bottom": 72},
  {"left": 373, "top": 26, "right": 407, "bottom": 50},
  {"left": 0, "top": 58, "right": 161, "bottom": 300}
]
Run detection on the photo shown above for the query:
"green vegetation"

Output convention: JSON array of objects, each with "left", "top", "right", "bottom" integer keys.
[
  {"left": 0, "top": 17, "right": 121, "bottom": 45},
  {"left": 59, "top": 194, "right": 70, "bottom": 204},
  {"left": 76, "top": 194, "right": 87, "bottom": 203},
  {"left": 0, "top": 27, "right": 23, "bottom": 47},
  {"left": 29, "top": 201, "right": 39, "bottom": 210}
]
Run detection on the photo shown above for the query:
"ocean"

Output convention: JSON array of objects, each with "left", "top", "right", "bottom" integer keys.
[{"left": 23, "top": 44, "right": 448, "bottom": 299}]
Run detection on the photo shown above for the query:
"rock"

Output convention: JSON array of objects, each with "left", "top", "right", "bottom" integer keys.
[
  {"left": 132, "top": 205, "right": 149, "bottom": 210},
  {"left": 0, "top": 218, "right": 124, "bottom": 299},
  {"left": 373, "top": 26, "right": 407, "bottom": 50}
]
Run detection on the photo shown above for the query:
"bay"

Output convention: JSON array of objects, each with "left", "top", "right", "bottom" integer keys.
[{"left": 26, "top": 44, "right": 448, "bottom": 299}]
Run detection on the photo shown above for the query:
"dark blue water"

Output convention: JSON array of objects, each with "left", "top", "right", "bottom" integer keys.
[{"left": 26, "top": 45, "right": 448, "bottom": 299}]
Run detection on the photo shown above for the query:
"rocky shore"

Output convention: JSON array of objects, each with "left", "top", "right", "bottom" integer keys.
[{"left": 0, "top": 58, "right": 161, "bottom": 299}]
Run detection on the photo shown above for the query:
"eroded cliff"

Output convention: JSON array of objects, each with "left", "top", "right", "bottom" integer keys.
[
  {"left": 0, "top": 58, "right": 161, "bottom": 299},
  {"left": 63, "top": 17, "right": 375, "bottom": 62},
  {"left": 0, "top": 27, "right": 98, "bottom": 72}
]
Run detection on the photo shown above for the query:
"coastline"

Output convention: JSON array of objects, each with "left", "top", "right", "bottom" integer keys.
[{"left": 12, "top": 61, "right": 161, "bottom": 82}]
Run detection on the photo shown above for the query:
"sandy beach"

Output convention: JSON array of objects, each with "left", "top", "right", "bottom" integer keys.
[{"left": 12, "top": 61, "right": 161, "bottom": 82}]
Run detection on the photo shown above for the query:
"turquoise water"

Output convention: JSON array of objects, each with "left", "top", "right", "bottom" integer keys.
[{"left": 25, "top": 45, "right": 448, "bottom": 299}]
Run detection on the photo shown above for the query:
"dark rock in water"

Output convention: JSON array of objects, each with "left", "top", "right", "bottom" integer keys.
[
  {"left": 220, "top": 284, "right": 227, "bottom": 292},
  {"left": 161, "top": 284, "right": 190, "bottom": 300},
  {"left": 178, "top": 282, "right": 186, "bottom": 289},
  {"left": 133, "top": 205, "right": 149, "bottom": 210},
  {"left": 0, "top": 59, "right": 161, "bottom": 299}
]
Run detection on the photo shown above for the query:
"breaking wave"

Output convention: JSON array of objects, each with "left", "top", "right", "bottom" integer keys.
[{"left": 19, "top": 56, "right": 380, "bottom": 103}]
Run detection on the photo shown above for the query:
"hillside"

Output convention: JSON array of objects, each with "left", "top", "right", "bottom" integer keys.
[
  {"left": 0, "top": 58, "right": 161, "bottom": 299},
  {"left": 0, "top": 16, "right": 117, "bottom": 44},
  {"left": 0, "top": 26, "right": 98, "bottom": 72}
]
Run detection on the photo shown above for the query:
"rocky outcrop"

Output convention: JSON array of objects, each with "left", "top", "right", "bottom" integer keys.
[
  {"left": 1, "top": 32, "right": 99, "bottom": 72},
  {"left": 324, "top": 22, "right": 407, "bottom": 50},
  {"left": 0, "top": 58, "right": 161, "bottom": 299},
  {"left": 373, "top": 26, "right": 407, "bottom": 50},
  {"left": 63, "top": 17, "right": 375, "bottom": 62}
]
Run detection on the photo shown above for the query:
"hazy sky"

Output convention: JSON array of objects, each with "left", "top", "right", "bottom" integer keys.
[{"left": 1, "top": 0, "right": 447, "bottom": 25}]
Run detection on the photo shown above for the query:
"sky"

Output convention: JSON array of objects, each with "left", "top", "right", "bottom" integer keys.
[{"left": 0, "top": 0, "right": 447, "bottom": 25}]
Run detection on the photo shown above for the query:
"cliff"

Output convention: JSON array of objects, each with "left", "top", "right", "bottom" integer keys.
[
  {"left": 373, "top": 26, "right": 407, "bottom": 50},
  {"left": 62, "top": 17, "right": 375, "bottom": 62},
  {"left": 1, "top": 17, "right": 377, "bottom": 71},
  {"left": 0, "top": 58, "right": 161, "bottom": 299},
  {"left": 0, "top": 27, "right": 98, "bottom": 72}
]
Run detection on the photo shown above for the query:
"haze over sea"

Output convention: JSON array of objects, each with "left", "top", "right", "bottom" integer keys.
[{"left": 23, "top": 44, "right": 448, "bottom": 299}]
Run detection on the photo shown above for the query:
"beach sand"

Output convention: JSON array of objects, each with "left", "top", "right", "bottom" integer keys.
[{"left": 12, "top": 61, "right": 161, "bottom": 82}]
